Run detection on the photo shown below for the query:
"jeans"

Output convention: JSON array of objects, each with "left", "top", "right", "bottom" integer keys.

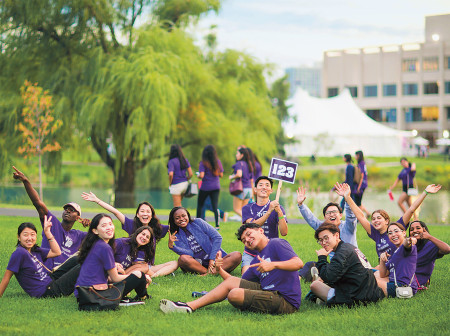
[
  {"left": 42, "top": 255, "right": 80, "bottom": 297},
  {"left": 197, "top": 189, "right": 220, "bottom": 227}
]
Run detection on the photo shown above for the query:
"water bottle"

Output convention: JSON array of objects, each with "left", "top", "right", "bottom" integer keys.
[{"left": 388, "top": 189, "right": 394, "bottom": 201}]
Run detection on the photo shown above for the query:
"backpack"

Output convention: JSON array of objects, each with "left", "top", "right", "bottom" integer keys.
[{"left": 353, "top": 164, "right": 361, "bottom": 184}]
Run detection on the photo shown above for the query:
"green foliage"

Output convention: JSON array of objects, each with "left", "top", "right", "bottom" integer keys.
[{"left": 0, "top": 215, "right": 449, "bottom": 335}]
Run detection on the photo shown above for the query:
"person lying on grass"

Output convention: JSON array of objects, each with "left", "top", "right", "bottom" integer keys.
[
  {"left": 334, "top": 182, "right": 441, "bottom": 262},
  {"left": 159, "top": 222, "right": 303, "bottom": 314},
  {"left": 376, "top": 222, "right": 418, "bottom": 298},
  {"left": 240, "top": 176, "right": 288, "bottom": 274},
  {"left": 0, "top": 217, "right": 80, "bottom": 298},
  {"left": 13, "top": 166, "right": 90, "bottom": 270},
  {"left": 309, "top": 223, "right": 384, "bottom": 307},
  {"left": 408, "top": 220, "right": 450, "bottom": 288},
  {"left": 167, "top": 206, "right": 241, "bottom": 275},
  {"left": 81, "top": 192, "right": 178, "bottom": 277}
]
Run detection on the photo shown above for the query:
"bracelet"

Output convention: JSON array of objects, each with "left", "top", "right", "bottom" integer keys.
[
  {"left": 279, "top": 215, "right": 286, "bottom": 219},
  {"left": 424, "top": 190, "right": 429, "bottom": 195},
  {"left": 47, "top": 238, "right": 54, "bottom": 242}
]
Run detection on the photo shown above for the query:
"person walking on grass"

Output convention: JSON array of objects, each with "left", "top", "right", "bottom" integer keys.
[
  {"left": 167, "top": 144, "right": 193, "bottom": 208},
  {"left": 389, "top": 157, "right": 417, "bottom": 217},
  {"left": 167, "top": 207, "right": 241, "bottom": 275},
  {"left": 160, "top": 222, "right": 303, "bottom": 315},
  {"left": 13, "top": 166, "right": 90, "bottom": 270},
  {"left": 81, "top": 192, "right": 178, "bottom": 277},
  {"left": 229, "top": 147, "right": 254, "bottom": 219},
  {"left": 240, "top": 176, "right": 288, "bottom": 274},
  {"left": 310, "top": 223, "right": 384, "bottom": 307},
  {"left": 0, "top": 218, "right": 81, "bottom": 298},
  {"left": 354, "top": 150, "right": 370, "bottom": 218}
]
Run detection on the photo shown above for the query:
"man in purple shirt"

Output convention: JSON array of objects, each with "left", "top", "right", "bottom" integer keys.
[
  {"left": 160, "top": 222, "right": 303, "bottom": 314},
  {"left": 241, "top": 176, "right": 287, "bottom": 274}
]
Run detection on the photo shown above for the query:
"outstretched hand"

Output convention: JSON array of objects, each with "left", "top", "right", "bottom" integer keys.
[
  {"left": 379, "top": 252, "right": 390, "bottom": 263},
  {"left": 12, "top": 166, "right": 27, "bottom": 182},
  {"left": 81, "top": 191, "right": 100, "bottom": 203},
  {"left": 296, "top": 186, "right": 307, "bottom": 205},
  {"left": 425, "top": 184, "right": 441, "bottom": 194},
  {"left": 334, "top": 182, "right": 351, "bottom": 197},
  {"left": 249, "top": 255, "right": 274, "bottom": 273}
]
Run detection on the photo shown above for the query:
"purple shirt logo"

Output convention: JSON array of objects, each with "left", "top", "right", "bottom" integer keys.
[{"left": 268, "top": 158, "right": 298, "bottom": 184}]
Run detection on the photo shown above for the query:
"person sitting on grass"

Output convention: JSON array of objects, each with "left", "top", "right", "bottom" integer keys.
[
  {"left": 81, "top": 192, "right": 178, "bottom": 277},
  {"left": 13, "top": 166, "right": 90, "bottom": 270},
  {"left": 75, "top": 214, "right": 151, "bottom": 310},
  {"left": 310, "top": 223, "right": 384, "bottom": 307},
  {"left": 408, "top": 221, "right": 450, "bottom": 287},
  {"left": 240, "top": 176, "right": 288, "bottom": 274},
  {"left": 159, "top": 222, "right": 303, "bottom": 314},
  {"left": 376, "top": 222, "right": 418, "bottom": 298},
  {"left": 0, "top": 217, "right": 81, "bottom": 298},
  {"left": 167, "top": 207, "right": 241, "bottom": 275},
  {"left": 334, "top": 182, "right": 441, "bottom": 260}
]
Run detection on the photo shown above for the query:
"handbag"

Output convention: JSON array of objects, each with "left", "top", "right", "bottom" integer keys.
[
  {"left": 77, "top": 282, "right": 125, "bottom": 311},
  {"left": 184, "top": 181, "right": 198, "bottom": 198},
  {"left": 393, "top": 269, "right": 415, "bottom": 299},
  {"left": 229, "top": 178, "right": 243, "bottom": 196},
  {"left": 406, "top": 173, "right": 418, "bottom": 196}
]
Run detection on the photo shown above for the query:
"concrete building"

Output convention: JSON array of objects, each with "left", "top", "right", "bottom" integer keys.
[
  {"left": 285, "top": 65, "right": 322, "bottom": 98},
  {"left": 322, "top": 13, "right": 450, "bottom": 145}
]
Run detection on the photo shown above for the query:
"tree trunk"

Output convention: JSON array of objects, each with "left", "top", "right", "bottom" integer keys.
[{"left": 113, "top": 158, "right": 136, "bottom": 208}]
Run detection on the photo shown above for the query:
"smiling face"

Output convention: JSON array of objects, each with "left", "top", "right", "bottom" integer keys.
[
  {"left": 400, "top": 159, "right": 409, "bottom": 168},
  {"left": 254, "top": 179, "right": 273, "bottom": 199},
  {"left": 18, "top": 227, "right": 37, "bottom": 251},
  {"left": 387, "top": 224, "right": 406, "bottom": 247},
  {"left": 62, "top": 206, "right": 79, "bottom": 223},
  {"left": 409, "top": 222, "right": 426, "bottom": 239},
  {"left": 93, "top": 217, "right": 115, "bottom": 242},
  {"left": 371, "top": 211, "right": 389, "bottom": 233},
  {"left": 317, "top": 229, "right": 340, "bottom": 252},
  {"left": 136, "top": 204, "right": 153, "bottom": 225},
  {"left": 136, "top": 228, "right": 152, "bottom": 246},
  {"left": 173, "top": 208, "right": 189, "bottom": 228},
  {"left": 240, "top": 227, "right": 266, "bottom": 251},
  {"left": 323, "top": 206, "right": 342, "bottom": 226}
]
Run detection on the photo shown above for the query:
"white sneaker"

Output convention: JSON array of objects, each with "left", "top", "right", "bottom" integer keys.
[
  {"left": 119, "top": 297, "right": 145, "bottom": 307},
  {"left": 160, "top": 299, "right": 193, "bottom": 314},
  {"left": 311, "top": 267, "right": 319, "bottom": 281}
]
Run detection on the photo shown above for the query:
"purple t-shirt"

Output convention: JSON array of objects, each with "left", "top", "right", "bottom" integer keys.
[
  {"left": 7, "top": 246, "right": 52, "bottom": 297},
  {"left": 243, "top": 239, "right": 301, "bottom": 309},
  {"left": 40, "top": 211, "right": 87, "bottom": 269},
  {"left": 183, "top": 228, "right": 209, "bottom": 261},
  {"left": 415, "top": 241, "right": 443, "bottom": 286},
  {"left": 241, "top": 201, "right": 286, "bottom": 256},
  {"left": 199, "top": 160, "right": 223, "bottom": 191},
  {"left": 114, "top": 238, "right": 135, "bottom": 269},
  {"left": 385, "top": 244, "right": 418, "bottom": 292},
  {"left": 398, "top": 167, "right": 416, "bottom": 189},
  {"left": 75, "top": 240, "right": 116, "bottom": 297},
  {"left": 368, "top": 217, "right": 405, "bottom": 257},
  {"left": 168, "top": 157, "right": 191, "bottom": 185},
  {"left": 356, "top": 161, "right": 368, "bottom": 191},
  {"left": 232, "top": 160, "right": 253, "bottom": 188}
]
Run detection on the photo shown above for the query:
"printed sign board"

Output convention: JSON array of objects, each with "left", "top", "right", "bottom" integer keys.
[{"left": 268, "top": 158, "right": 298, "bottom": 184}]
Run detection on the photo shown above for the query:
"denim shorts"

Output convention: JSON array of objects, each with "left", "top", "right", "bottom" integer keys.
[
  {"left": 241, "top": 252, "right": 255, "bottom": 267},
  {"left": 235, "top": 188, "right": 252, "bottom": 200}
]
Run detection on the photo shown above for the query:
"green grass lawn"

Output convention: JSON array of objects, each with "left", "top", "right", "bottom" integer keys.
[{"left": 0, "top": 215, "right": 449, "bottom": 336}]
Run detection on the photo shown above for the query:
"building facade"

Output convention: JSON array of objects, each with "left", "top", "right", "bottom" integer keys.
[
  {"left": 285, "top": 65, "right": 322, "bottom": 98},
  {"left": 322, "top": 14, "right": 450, "bottom": 144}
]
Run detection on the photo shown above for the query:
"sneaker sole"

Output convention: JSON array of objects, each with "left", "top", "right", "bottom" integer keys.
[
  {"left": 119, "top": 301, "right": 145, "bottom": 307},
  {"left": 159, "top": 299, "right": 192, "bottom": 314}
]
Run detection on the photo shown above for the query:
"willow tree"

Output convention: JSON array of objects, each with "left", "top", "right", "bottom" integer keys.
[{"left": 1, "top": 0, "right": 280, "bottom": 207}]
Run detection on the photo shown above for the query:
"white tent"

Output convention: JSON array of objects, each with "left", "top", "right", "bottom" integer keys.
[{"left": 283, "top": 89, "right": 415, "bottom": 157}]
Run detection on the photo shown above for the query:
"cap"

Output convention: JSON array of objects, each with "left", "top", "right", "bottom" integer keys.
[{"left": 63, "top": 202, "right": 81, "bottom": 216}]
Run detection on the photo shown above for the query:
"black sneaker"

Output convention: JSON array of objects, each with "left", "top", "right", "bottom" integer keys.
[
  {"left": 159, "top": 299, "right": 193, "bottom": 314},
  {"left": 133, "top": 293, "right": 151, "bottom": 301},
  {"left": 119, "top": 297, "right": 145, "bottom": 307}
]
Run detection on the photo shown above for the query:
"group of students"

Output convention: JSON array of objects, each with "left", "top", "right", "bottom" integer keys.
[
  {"left": 167, "top": 144, "right": 263, "bottom": 228},
  {"left": 1, "top": 166, "right": 449, "bottom": 315}
]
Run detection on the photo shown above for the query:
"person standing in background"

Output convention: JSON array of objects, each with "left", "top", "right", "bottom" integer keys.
[
  {"left": 354, "top": 150, "right": 369, "bottom": 217},
  {"left": 389, "top": 157, "right": 417, "bottom": 217},
  {"left": 168, "top": 144, "right": 193, "bottom": 207}
]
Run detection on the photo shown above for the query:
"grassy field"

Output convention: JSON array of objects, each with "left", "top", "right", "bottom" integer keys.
[{"left": 0, "top": 215, "right": 449, "bottom": 336}]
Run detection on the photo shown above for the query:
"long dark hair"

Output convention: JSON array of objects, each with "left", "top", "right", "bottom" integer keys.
[
  {"left": 238, "top": 147, "right": 254, "bottom": 174},
  {"left": 17, "top": 222, "right": 39, "bottom": 252},
  {"left": 246, "top": 147, "right": 261, "bottom": 176},
  {"left": 355, "top": 150, "right": 364, "bottom": 163},
  {"left": 168, "top": 144, "right": 189, "bottom": 170},
  {"left": 133, "top": 202, "right": 163, "bottom": 242},
  {"left": 78, "top": 214, "right": 115, "bottom": 264},
  {"left": 168, "top": 206, "right": 192, "bottom": 234},
  {"left": 409, "top": 220, "right": 430, "bottom": 253},
  {"left": 128, "top": 226, "right": 155, "bottom": 264},
  {"left": 202, "top": 145, "right": 220, "bottom": 176}
]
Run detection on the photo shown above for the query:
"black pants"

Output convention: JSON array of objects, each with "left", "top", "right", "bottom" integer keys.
[
  {"left": 121, "top": 273, "right": 148, "bottom": 298},
  {"left": 197, "top": 189, "right": 220, "bottom": 227},
  {"left": 42, "top": 256, "right": 81, "bottom": 297}
]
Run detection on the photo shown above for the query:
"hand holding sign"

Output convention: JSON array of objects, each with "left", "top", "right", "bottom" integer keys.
[{"left": 268, "top": 158, "right": 298, "bottom": 201}]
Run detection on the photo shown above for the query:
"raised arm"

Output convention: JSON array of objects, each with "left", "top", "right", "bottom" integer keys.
[
  {"left": 81, "top": 192, "right": 126, "bottom": 224},
  {"left": 0, "top": 270, "right": 14, "bottom": 298},
  {"left": 402, "top": 184, "right": 441, "bottom": 225},
  {"left": 296, "top": 186, "right": 322, "bottom": 230},
  {"left": 13, "top": 166, "right": 48, "bottom": 219},
  {"left": 43, "top": 215, "right": 61, "bottom": 258},
  {"left": 334, "top": 182, "right": 371, "bottom": 235}
]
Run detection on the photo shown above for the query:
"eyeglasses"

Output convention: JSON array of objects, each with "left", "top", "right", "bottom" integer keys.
[
  {"left": 317, "top": 235, "right": 330, "bottom": 244},
  {"left": 325, "top": 210, "right": 339, "bottom": 216},
  {"left": 388, "top": 229, "right": 402, "bottom": 235}
]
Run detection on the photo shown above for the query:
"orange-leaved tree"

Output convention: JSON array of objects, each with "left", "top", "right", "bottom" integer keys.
[{"left": 17, "top": 80, "right": 62, "bottom": 200}]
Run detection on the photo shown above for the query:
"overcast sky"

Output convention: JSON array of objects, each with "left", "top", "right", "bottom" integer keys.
[{"left": 191, "top": 0, "right": 449, "bottom": 72}]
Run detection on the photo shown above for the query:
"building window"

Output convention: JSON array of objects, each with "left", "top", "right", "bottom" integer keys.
[
  {"left": 405, "top": 108, "right": 422, "bottom": 122},
  {"left": 364, "top": 85, "right": 377, "bottom": 97},
  {"left": 346, "top": 86, "right": 357, "bottom": 98},
  {"left": 423, "top": 82, "right": 439, "bottom": 95},
  {"left": 383, "top": 84, "right": 397, "bottom": 96},
  {"left": 447, "top": 107, "right": 450, "bottom": 120},
  {"left": 402, "top": 58, "right": 419, "bottom": 72},
  {"left": 403, "top": 83, "right": 418, "bottom": 96},
  {"left": 445, "top": 82, "right": 450, "bottom": 94},
  {"left": 445, "top": 56, "right": 450, "bottom": 69},
  {"left": 366, "top": 109, "right": 382, "bottom": 121},
  {"left": 422, "top": 106, "right": 439, "bottom": 121},
  {"left": 328, "top": 87, "right": 338, "bottom": 97},
  {"left": 383, "top": 108, "right": 397, "bottom": 122},
  {"left": 423, "top": 56, "right": 438, "bottom": 71}
]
